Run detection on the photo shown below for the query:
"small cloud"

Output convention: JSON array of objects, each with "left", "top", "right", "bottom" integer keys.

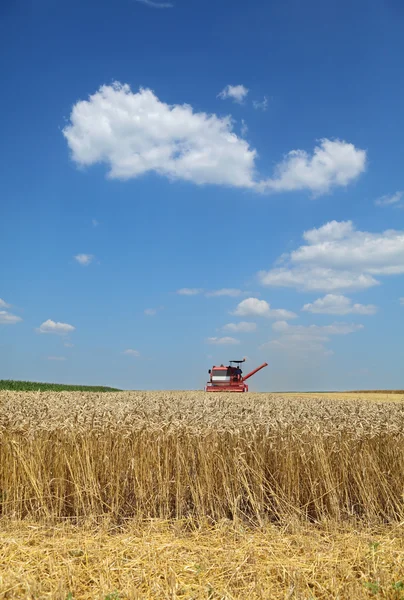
[
  {"left": 64, "top": 342, "right": 74, "bottom": 348},
  {"left": 232, "top": 297, "right": 297, "bottom": 320},
  {"left": 123, "top": 349, "right": 140, "bottom": 357},
  {"left": 47, "top": 356, "right": 67, "bottom": 361},
  {"left": 92, "top": 218, "right": 99, "bottom": 227},
  {"left": 400, "top": 298, "right": 404, "bottom": 305},
  {"left": 0, "top": 310, "right": 22, "bottom": 325},
  {"left": 222, "top": 322, "right": 256, "bottom": 333},
  {"left": 253, "top": 97, "right": 268, "bottom": 111},
  {"left": 144, "top": 308, "right": 157, "bottom": 316},
  {"left": 176, "top": 288, "right": 203, "bottom": 296},
  {"left": 74, "top": 254, "right": 94, "bottom": 266},
  {"left": 207, "top": 336, "right": 240, "bottom": 345},
  {"left": 134, "top": 0, "right": 173, "bottom": 7},
  {"left": 218, "top": 84, "right": 249, "bottom": 104},
  {"left": 0, "top": 298, "right": 11, "bottom": 308},
  {"left": 374, "top": 191, "right": 403, "bottom": 207},
  {"left": 302, "top": 294, "right": 377, "bottom": 315},
  {"left": 37, "top": 319, "right": 75, "bottom": 335},
  {"left": 206, "top": 288, "right": 245, "bottom": 298}
]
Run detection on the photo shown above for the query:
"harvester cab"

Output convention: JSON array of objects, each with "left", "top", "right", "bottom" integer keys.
[{"left": 205, "top": 358, "right": 268, "bottom": 392}]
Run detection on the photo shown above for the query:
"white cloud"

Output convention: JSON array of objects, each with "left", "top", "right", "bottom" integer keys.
[
  {"left": 74, "top": 254, "right": 94, "bottom": 266},
  {"left": 232, "top": 297, "right": 297, "bottom": 320},
  {"left": 259, "top": 267, "right": 378, "bottom": 293},
  {"left": 253, "top": 97, "right": 268, "bottom": 111},
  {"left": 47, "top": 356, "right": 67, "bottom": 361},
  {"left": 207, "top": 336, "right": 240, "bottom": 345},
  {"left": 134, "top": 0, "right": 173, "bottom": 7},
  {"left": 218, "top": 84, "right": 249, "bottom": 103},
  {"left": 63, "top": 83, "right": 257, "bottom": 189},
  {"left": 64, "top": 342, "right": 74, "bottom": 348},
  {"left": 302, "top": 294, "right": 377, "bottom": 315},
  {"left": 37, "top": 320, "right": 75, "bottom": 335},
  {"left": 258, "top": 139, "right": 366, "bottom": 195},
  {"left": 206, "top": 288, "right": 245, "bottom": 298},
  {"left": 0, "top": 311, "right": 22, "bottom": 325},
  {"left": 263, "top": 320, "right": 363, "bottom": 355},
  {"left": 0, "top": 298, "right": 10, "bottom": 308},
  {"left": 63, "top": 83, "right": 365, "bottom": 196},
  {"left": 259, "top": 220, "right": 404, "bottom": 292},
  {"left": 123, "top": 349, "right": 140, "bottom": 357},
  {"left": 374, "top": 191, "right": 403, "bottom": 207},
  {"left": 144, "top": 308, "right": 157, "bottom": 316},
  {"left": 222, "top": 322, "right": 257, "bottom": 333},
  {"left": 176, "top": 288, "right": 203, "bottom": 296}
]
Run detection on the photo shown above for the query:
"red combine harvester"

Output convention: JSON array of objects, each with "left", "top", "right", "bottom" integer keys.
[{"left": 205, "top": 359, "right": 268, "bottom": 392}]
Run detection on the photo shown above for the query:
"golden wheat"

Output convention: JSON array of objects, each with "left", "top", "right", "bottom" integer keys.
[{"left": 0, "top": 391, "right": 403, "bottom": 526}]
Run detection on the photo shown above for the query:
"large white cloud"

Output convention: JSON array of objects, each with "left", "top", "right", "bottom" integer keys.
[
  {"left": 302, "top": 294, "right": 377, "bottom": 315},
  {"left": 37, "top": 319, "right": 75, "bottom": 335},
  {"left": 63, "top": 83, "right": 366, "bottom": 194},
  {"left": 232, "top": 297, "right": 297, "bottom": 320},
  {"left": 63, "top": 83, "right": 257, "bottom": 189},
  {"left": 259, "top": 220, "right": 404, "bottom": 292}
]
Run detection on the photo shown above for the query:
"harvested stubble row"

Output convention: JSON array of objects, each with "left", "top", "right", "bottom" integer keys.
[{"left": 0, "top": 391, "right": 403, "bottom": 525}]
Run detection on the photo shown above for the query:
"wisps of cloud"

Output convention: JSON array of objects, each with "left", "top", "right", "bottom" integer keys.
[
  {"left": 47, "top": 356, "right": 67, "bottom": 361},
  {"left": 176, "top": 288, "right": 203, "bottom": 296},
  {"left": 92, "top": 218, "right": 99, "bottom": 227},
  {"left": 232, "top": 297, "right": 297, "bottom": 320},
  {"left": 0, "top": 298, "right": 11, "bottom": 309},
  {"left": 207, "top": 336, "right": 240, "bottom": 345},
  {"left": 0, "top": 310, "right": 22, "bottom": 325},
  {"left": 253, "top": 97, "right": 268, "bottom": 111},
  {"left": 36, "top": 319, "right": 75, "bottom": 335},
  {"left": 74, "top": 254, "right": 94, "bottom": 266},
  {"left": 123, "top": 349, "right": 140, "bottom": 357},
  {"left": 133, "top": 0, "right": 173, "bottom": 8},
  {"left": 262, "top": 320, "right": 363, "bottom": 356},
  {"left": 302, "top": 294, "right": 377, "bottom": 315},
  {"left": 206, "top": 288, "right": 246, "bottom": 298},
  {"left": 63, "top": 83, "right": 365, "bottom": 195},
  {"left": 400, "top": 297, "right": 404, "bottom": 306},
  {"left": 259, "top": 220, "right": 404, "bottom": 292},
  {"left": 218, "top": 84, "right": 249, "bottom": 104},
  {"left": 374, "top": 191, "right": 403, "bottom": 207},
  {"left": 222, "top": 321, "right": 256, "bottom": 333}
]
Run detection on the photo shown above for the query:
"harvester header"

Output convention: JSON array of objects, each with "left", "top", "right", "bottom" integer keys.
[{"left": 205, "top": 359, "right": 268, "bottom": 392}]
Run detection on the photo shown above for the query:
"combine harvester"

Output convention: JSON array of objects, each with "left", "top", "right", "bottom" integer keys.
[{"left": 205, "top": 359, "right": 268, "bottom": 392}]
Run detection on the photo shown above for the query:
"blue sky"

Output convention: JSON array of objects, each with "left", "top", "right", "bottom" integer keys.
[{"left": 1, "top": 0, "right": 404, "bottom": 391}]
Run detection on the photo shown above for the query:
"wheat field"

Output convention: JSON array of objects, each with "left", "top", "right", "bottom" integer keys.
[{"left": 0, "top": 390, "right": 403, "bottom": 599}]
